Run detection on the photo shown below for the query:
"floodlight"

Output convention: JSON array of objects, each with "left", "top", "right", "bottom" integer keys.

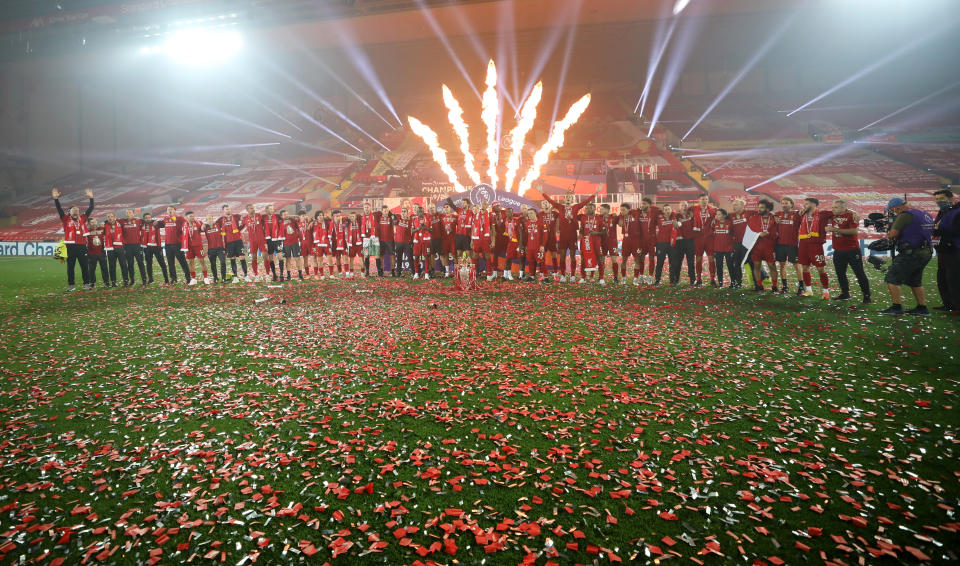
[{"left": 161, "top": 28, "right": 242, "bottom": 64}]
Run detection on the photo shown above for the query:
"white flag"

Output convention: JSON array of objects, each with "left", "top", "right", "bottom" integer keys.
[{"left": 741, "top": 226, "right": 759, "bottom": 267}]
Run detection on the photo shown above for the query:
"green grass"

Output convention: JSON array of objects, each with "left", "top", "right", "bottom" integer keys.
[{"left": 0, "top": 256, "right": 957, "bottom": 565}]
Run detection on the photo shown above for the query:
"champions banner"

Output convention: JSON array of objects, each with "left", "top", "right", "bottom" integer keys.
[{"left": 0, "top": 241, "right": 59, "bottom": 256}]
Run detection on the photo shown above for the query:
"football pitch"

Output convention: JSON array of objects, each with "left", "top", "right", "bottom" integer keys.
[{"left": 0, "top": 256, "right": 957, "bottom": 564}]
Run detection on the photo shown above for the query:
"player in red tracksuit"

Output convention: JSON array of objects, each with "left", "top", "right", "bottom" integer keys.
[
  {"left": 774, "top": 197, "right": 802, "bottom": 295},
  {"left": 103, "top": 212, "right": 128, "bottom": 288},
  {"left": 690, "top": 195, "right": 717, "bottom": 286},
  {"left": 141, "top": 212, "right": 168, "bottom": 284},
  {"left": 542, "top": 188, "right": 599, "bottom": 281},
  {"left": 472, "top": 203, "right": 493, "bottom": 276},
  {"left": 670, "top": 203, "right": 696, "bottom": 285},
  {"left": 392, "top": 202, "right": 414, "bottom": 277},
  {"left": 243, "top": 204, "right": 268, "bottom": 279},
  {"left": 729, "top": 199, "right": 752, "bottom": 288},
  {"left": 378, "top": 205, "right": 395, "bottom": 275},
  {"left": 159, "top": 206, "right": 191, "bottom": 285},
  {"left": 347, "top": 213, "right": 363, "bottom": 278},
  {"left": 797, "top": 197, "right": 832, "bottom": 299},
  {"left": 711, "top": 210, "right": 735, "bottom": 287},
  {"left": 653, "top": 204, "right": 676, "bottom": 285},
  {"left": 636, "top": 197, "right": 661, "bottom": 281},
  {"left": 84, "top": 218, "right": 108, "bottom": 288},
  {"left": 119, "top": 210, "right": 147, "bottom": 286},
  {"left": 748, "top": 199, "right": 779, "bottom": 291},
  {"left": 413, "top": 207, "right": 433, "bottom": 279},
  {"left": 52, "top": 188, "right": 94, "bottom": 290},
  {"left": 523, "top": 208, "right": 547, "bottom": 281},
  {"left": 217, "top": 205, "right": 248, "bottom": 281},
  {"left": 181, "top": 211, "right": 209, "bottom": 285},
  {"left": 203, "top": 214, "right": 227, "bottom": 283},
  {"left": 619, "top": 203, "right": 643, "bottom": 285},
  {"left": 330, "top": 211, "right": 350, "bottom": 277},
  {"left": 598, "top": 204, "right": 619, "bottom": 284}
]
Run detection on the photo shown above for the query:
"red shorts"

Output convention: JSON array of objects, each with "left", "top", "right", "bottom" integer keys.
[
  {"left": 414, "top": 239, "right": 430, "bottom": 257},
  {"left": 750, "top": 241, "right": 775, "bottom": 263},
  {"left": 185, "top": 245, "right": 205, "bottom": 260},
  {"left": 694, "top": 236, "right": 714, "bottom": 256},
  {"left": 621, "top": 238, "right": 641, "bottom": 258},
  {"left": 505, "top": 240, "right": 521, "bottom": 260},
  {"left": 444, "top": 235, "right": 456, "bottom": 255},
  {"left": 472, "top": 238, "right": 491, "bottom": 254},
  {"left": 315, "top": 244, "right": 329, "bottom": 257},
  {"left": 526, "top": 246, "right": 542, "bottom": 266},
  {"left": 600, "top": 238, "right": 617, "bottom": 256},
  {"left": 798, "top": 239, "right": 826, "bottom": 268},
  {"left": 300, "top": 243, "right": 313, "bottom": 256},
  {"left": 348, "top": 245, "right": 361, "bottom": 258},
  {"left": 250, "top": 238, "right": 267, "bottom": 254}
]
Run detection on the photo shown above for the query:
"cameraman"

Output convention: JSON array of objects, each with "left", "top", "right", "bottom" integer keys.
[
  {"left": 879, "top": 198, "right": 935, "bottom": 315},
  {"left": 933, "top": 189, "right": 960, "bottom": 312}
]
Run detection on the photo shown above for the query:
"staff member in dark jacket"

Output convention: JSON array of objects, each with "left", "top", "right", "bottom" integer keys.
[{"left": 933, "top": 189, "right": 960, "bottom": 312}]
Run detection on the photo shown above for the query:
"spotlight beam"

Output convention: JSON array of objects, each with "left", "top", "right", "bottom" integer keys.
[
  {"left": 683, "top": 15, "right": 795, "bottom": 140},
  {"left": 550, "top": 13, "right": 580, "bottom": 125},
  {"left": 414, "top": 0, "right": 481, "bottom": 99},
  {"left": 647, "top": 12, "right": 705, "bottom": 137},
  {"left": 635, "top": 16, "right": 678, "bottom": 116},
  {"left": 248, "top": 96, "right": 303, "bottom": 133},
  {"left": 179, "top": 101, "right": 292, "bottom": 140},
  {"left": 787, "top": 20, "right": 956, "bottom": 117},
  {"left": 858, "top": 80, "right": 960, "bottom": 131},
  {"left": 519, "top": 2, "right": 579, "bottom": 118},
  {"left": 295, "top": 109, "right": 363, "bottom": 153},
  {"left": 745, "top": 144, "right": 858, "bottom": 192},
  {"left": 331, "top": 25, "right": 403, "bottom": 127}
]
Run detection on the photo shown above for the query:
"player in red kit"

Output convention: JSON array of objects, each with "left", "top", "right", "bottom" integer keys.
[
  {"left": 279, "top": 209, "right": 303, "bottom": 281},
  {"left": 392, "top": 202, "right": 414, "bottom": 277},
  {"left": 472, "top": 203, "right": 493, "bottom": 276},
  {"left": 378, "top": 205, "right": 394, "bottom": 276},
  {"left": 542, "top": 188, "right": 599, "bottom": 282},
  {"left": 217, "top": 205, "right": 248, "bottom": 282},
  {"left": 598, "top": 204, "right": 620, "bottom": 284},
  {"left": 313, "top": 210, "right": 333, "bottom": 278},
  {"left": 413, "top": 206, "right": 433, "bottom": 279},
  {"left": 654, "top": 204, "right": 675, "bottom": 285},
  {"left": 347, "top": 212, "right": 364, "bottom": 278},
  {"left": 158, "top": 205, "right": 191, "bottom": 285},
  {"left": 119, "top": 209, "right": 147, "bottom": 286},
  {"left": 523, "top": 208, "right": 547, "bottom": 281},
  {"left": 52, "top": 188, "right": 95, "bottom": 290},
  {"left": 243, "top": 204, "right": 268, "bottom": 281},
  {"left": 797, "top": 197, "right": 832, "bottom": 299},
  {"left": 579, "top": 201, "right": 603, "bottom": 283},
  {"left": 711, "top": 209, "right": 735, "bottom": 287},
  {"left": 360, "top": 202, "right": 382, "bottom": 277},
  {"left": 261, "top": 204, "right": 284, "bottom": 281},
  {"left": 297, "top": 210, "right": 315, "bottom": 278},
  {"left": 619, "top": 203, "right": 643, "bottom": 285},
  {"left": 141, "top": 212, "right": 168, "bottom": 285},
  {"left": 181, "top": 211, "right": 209, "bottom": 285},
  {"left": 103, "top": 211, "right": 128, "bottom": 288},
  {"left": 203, "top": 214, "right": 227, "bottom": 283},
  {"left": 671, "top": 202, "right": 695, "bottom": 286},
  {"left": 84, "top": 218, "right": 107, "bottom": 289},
  {"left": 748, "top": 199, "right": 779, "bottom": 291},
  {"left": 636, "top": 197, "right": 661, "bottom": 284},
  {"left": 826, "top": 199, "right": 870, "bottom": 303},
  {"left": 452, "top": 198, "right": 474, "bottom": 264},
  {"left": 690, "top": 194, "right": 717, "bottom": 287},
  {"left": 774, "top": 197, "right": 802, "bottom": 295}
]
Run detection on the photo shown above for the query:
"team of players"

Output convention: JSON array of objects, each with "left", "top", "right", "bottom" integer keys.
[{"left": 52, "top": 188, "right": 871, "bottom": 301}]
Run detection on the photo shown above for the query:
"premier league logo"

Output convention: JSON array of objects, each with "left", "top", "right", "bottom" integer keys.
[{"left": 470, "top": 184, "right": 495, "bottom": 207}]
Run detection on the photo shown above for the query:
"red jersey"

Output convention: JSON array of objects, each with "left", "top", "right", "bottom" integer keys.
[
  {"left": 798, "top": 210, "right": 831, "bottom": 245},
  {"left": 655, "top": 215, "right": 675, "bottom": 244},
  {"left": 455, "top": 209, "right": 473, "bottom": 237},
  {"left": 299, "top": 219, "right": 314, "bottom": 248},
  {"left": 119, "top": 218, "right": 142, "bottom": 245},
  {"left": 729, "top": 211, "right": 752, "bottom": 243},
  {"left": 204, "top": 222, "right": 225, "bottom": 248},
  {"left": 473, "top": 210, "right": 491, "bottom": 241},
  {"left": 85, "top": 225, "right": 105, "bottom": 255},
  {"left": 379, "top": 213, "right": 394, "bottom": 242},
  {"left": 690, "top": 204, "right": 716, "bottom": 237},
  {"left": 161, "top": 215, "right": 186, "bottom": 246},
  {"left": 331, "top": 218, "right": 350, "bottom": 251},
  {"left": 181, "top": 220, "right": 204, "bottom": 248},
  {"left": 580, "top": 214, "right": 602, "bottom": 240},
  {"left": 103, "top": 221, "right": 124, "bottom": 251},
  {"left": 361, "top": 212, "right": 380, "bottom": 239},
  {"left": 313, "top": 218, "right": 331, "bottom": 248},
  {"left": 747, "top": 213, "right": 778, "bottom": 245},
  {"left": 602, "top": 214, "right": 619, "bottom": 246},
  {"left": 637, "top": 205, "right": 661, "bottom": 241},
  {"left": 622, "top": 209, "right": 643, "bottom": 243},
  {"left": 393, "top": 213, "right": 412, "bottom": 243},
  {"left": 263, "top": 213, "right": 282, "bottom": 241},
  {"left": 55, "top": 200, "right": 91, "bottom": 245},
  {"left": 442, "top": 212, "right": 457, "bottom": 237},
  {"left": 712, "top": 219, "right": 734, "bottom": 253},
  {"left": 142, "top": 222, "right": 162, "bottom": 246},
  {"left": 524, "top": 217, "right": 546, "bottom": 249},
  {"left": 243, "top": 213, "right": 266, "bottom": 243},
  {"left": 775, "top": 210, "right": 800, "bottom": 246},
  {"left": 543, "top": 192, "right": 598, "bottom": 241},
  {"left": 675, "top": 214, "right": 694, "bottom": 240},
  {"left": 429, "top": 212, "right": 444, "bottom": 240},
  {"left": 829, "top": 211, "right": 859, "bottom": 251},
  {"left": 217, "top": 214, "right": 244, "bottom": 243},
  {"left": 281, "top": 217, "right": 300, "bottom": 246},
  {"left": 348, "top": 221, "right": 362, "bottom": 247}
]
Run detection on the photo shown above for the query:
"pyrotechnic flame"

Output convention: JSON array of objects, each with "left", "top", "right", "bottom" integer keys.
[
  {"left": 502, "top": 81, "right": 543, "bottom": 193},
  {"left": 407, "top": 116, "right": 464, "bottom": 192},
  {"left": 516, "top": 93, "right": 591, "bottom": 196},
  {"left": 441, "top": 85, "right": 482, "bottom": 186},
  {"left": 481, "top": 60, "right": 500, "bottom": 189}
]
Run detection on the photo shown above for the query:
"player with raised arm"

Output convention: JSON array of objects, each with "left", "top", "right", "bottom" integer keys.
[
  {"left": 52, "top": 188, "right": 94, "bottom": 291},
  {"left": 542, "top": 187, "right": 599, "bottom": 281}
]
